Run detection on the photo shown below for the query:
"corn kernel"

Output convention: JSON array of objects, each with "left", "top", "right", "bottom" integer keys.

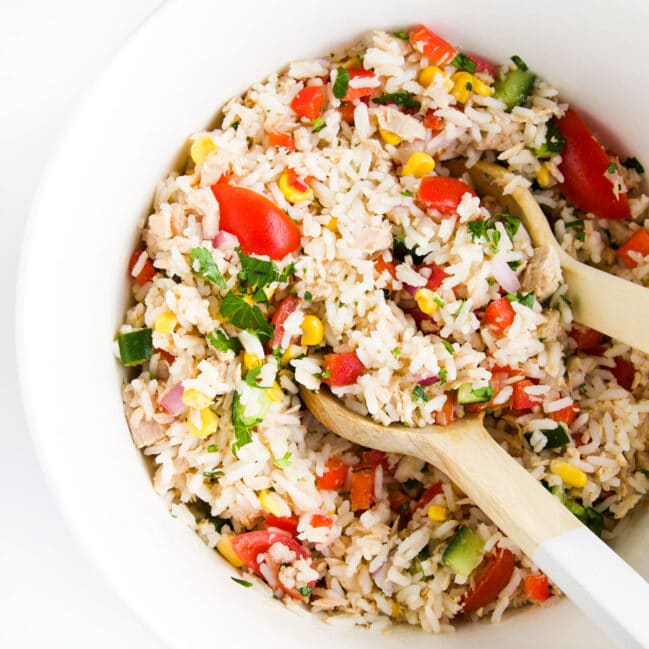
[
  {"left": 427, "top": 505, "right": 448, "bottom": 522},
  {"left": 378, "top": 127, "right": 402, "bottom": 146},
  {"left": 266, "top": 382, "right": 284, "bottom": 403},
  {"left": 154, "top": 311, "right": 177, "bottom": 334},
  {"left": 550, "top": 460, "right": 588, "bottom": 488},
  {"left": 418, "top": 65, "right": 444, "bottom": 87},
  {"left": 216, "top": 534, "right": 244, "bottom": 567},
  {"left": 300, "top": 314, "right": 324, "bottom": 346},
  {"left": 401, "top": 151, "right": 436, "bottom": 178},
  {"left": 325, "top": 217, "right": 338, "bottom": 232},
  {"left": 278, "top": 170, "right": 313, "bottom": 204},
  {"left": 259, "top": 489, "right": 283, "bottom": 516},
  {"left": 182, "top": 388, "right": 212, "bottom": 409},
  {"left": 281, "top": 344, "right": 303, "bottom": 365},
  {"left": 187, "top": 407, "right": 218, "bottom": 438},
  {"left": 190, "top": 136, "right": 217, "bottom": 165},
  {"left": 242, "top": 352, "right": 261, "bottom": 373},
  {"left": 535, "top": 163, "right": 552, "bottom": 188},
  {"left": 450, "top": 71, "right": 493, "bottom": 104},
  {"left": 414, "top": 288, "right": 440, "bottom": 315}
]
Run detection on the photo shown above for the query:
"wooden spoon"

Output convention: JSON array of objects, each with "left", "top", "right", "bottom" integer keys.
[
  {"left": 301, "top": 387, "right": 649, "bottom": 649},
  {"left": 462, "top": 160, "right": 649, "bottom": 355}
]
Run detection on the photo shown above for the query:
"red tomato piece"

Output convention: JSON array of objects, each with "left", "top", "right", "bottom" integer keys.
[
  {"left": 286, "top": 168, "right": 309, "bottom": 192},
  {"left": 409, "top": 25, "right": 457, "bottom": 65},
  {"left": 435, "top": 392, "right": 456, "bottom": 426},
  {"left": 418, "top": 176, "right": 477, "bottom": 216},
  {"left": 511, "top": 379, "right": 541, "bottom": 411},
  {"left": 611, "top": 357, "right": 635, "bottom": 391},
  {"left": 524, "top": 574, "right": 550, "bottom": 602},
  {"left": 155, "top": 348, "right": 175, "bottom": 365},
  {"left": 268, "top": 130, "right": 295, "bottom": 151},
  {"left": 290, "top": 85, "right": 326, "bottom": 120},
  {"left": 483, "top": 297, "right": 516, "bottom": 335},
  {"left": 350, "top": 464, "right": 376, "bottom": 512},
  {"left": 556, "top": 109, "right": 630, "bottom": 220},
  {"left": 548, "top": 403, "right": 579, "bottom": 426},
  {"left": 343, "top": 68, "right": 375, "bottom": 101},
  {"left": 270, "top": 296, "right": 301, "bottom": 349},
  {"left": 265, "top": 514, "right": 299, "bottom": 536},
  {"left": 617, "top": 229, "right": 649, "bottom": 268},
  {"left": 462, "top": 547, "right": 516, "bottom": 613},
  {"left": 128, "top": 249, "right": 156, "bottom": 285},
  {"left": 361, "top": 450, "right": 389, "bottom": 470},
  {"left": 418, "top": 263, "right": 449, "bottom": 290},
  {"left": 322, "top": 352, "right": 365, "bottom": 386},
  {"left": 316, "top": 455, "right": 348, "bottom": 490},
  {"left": 570, "top": 326, "right": 605, "bottom": 353},
  {"left": 339, "top": 101, "right": 356, "bottom": 124},
  {"left": 375, "top": 257, "right": 397, "bottom": 279},
  {"left": 388, "top": 485, "right": 411, "bottom": 514},
  {"left": 423, "top": 110, "right": 444, "bottom": 131},
  {"left": 310, "top": 514, "right": 333, "bottom": 528},
  {"left": 465, "top": 51, "right": 497, "bottom": 77},
  {"left": 211, "top": 185, "right": 301, "bottom": 260},
  {"left": 413, "top": 481, "right": 443, "bottom": 512}
]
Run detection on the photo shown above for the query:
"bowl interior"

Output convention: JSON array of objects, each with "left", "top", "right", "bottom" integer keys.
[{"left": 17, "top": 1, "right": 649, "bottom": 648}]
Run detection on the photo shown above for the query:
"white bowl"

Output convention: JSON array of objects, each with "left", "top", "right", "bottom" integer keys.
[{"left": 17, "top": 1, "right": 649, "bottom": 647}]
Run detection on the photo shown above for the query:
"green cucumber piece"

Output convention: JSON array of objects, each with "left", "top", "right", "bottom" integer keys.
[
  {"left": 442, "top": 525, "right": 485, "bottom": 578},
  {"left": 524, "top": 425, "right": 570, "bottom": 449},
  {"left": 549, "top": 486, "right": 604, "bottom": 537},
  {"left": 494, "top": 69, "right": 536, "bottom": 111},
  {"left": 457, "top": 382, "right": 494, "bottom": 405},
  {"left": 118, "top": 328, "right": 153, "bottom": 366}
]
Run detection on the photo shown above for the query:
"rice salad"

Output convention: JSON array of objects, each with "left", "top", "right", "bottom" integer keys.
[{"left": 116, "top": 26, "right": 649, "bottom": 633}]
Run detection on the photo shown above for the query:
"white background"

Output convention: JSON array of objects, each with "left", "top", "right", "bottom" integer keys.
[{"left": 0, "top": 1, "right": 165, "bottom": 646}]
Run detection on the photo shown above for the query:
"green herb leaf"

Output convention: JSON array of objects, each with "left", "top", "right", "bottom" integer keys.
[
  {"left": 203, "top": 470, "right": 224, "bottom": 478},
  {"left": 219, "top": 292, "right": 273, "bottom": 343},
  {"left": 373, "top": 92, "right": 421, "bottom": 110},
  {"left": 439, "top": 368, "right": 448, "bottom": 384},
  {"left": 565, "top": 219, "right": 585, "bottom": 228},
  {"left": 333, "top": 66, "right": 350, "bottom": 99},
  {"left": 499, "top": 213, "right": 521, "bottom": 240},
  {"left": 244, "top": 365, "right": 262, "bottom": 387},
  {"left": 297, "top": 586, "right": 313, "bottom": 598},
  {"left": 607, "top": 162, "right": 617, "bottom": 174},
  {"left": 231, "top": 392, "right": 257, "bottom": 456},
  {"left": 273, "top": 451, "right": 292, "bottom": 469},
  {"left": 312, "top": 117, "right": 326, "bottom": 133},
  {"left": 624, "top": 156, "right": 645, "bottom": 174},
  {"left": 207, "top": 444, "right": 218, "bottom": 452},
  {"left": 451, "top": 53, "right": 476, "bottom": 74},
  {"left": 467, "top": 219, "right": 488, "bottom": 241},
  {"left": 489, "top": 228, "right": 501, "bottom": 252},
  {"left": 442, "top": 340, "right": 454, "bottom": 354},
  {"left": 207, "top": 328, "right": 243, "bottom": 354},
  {"left": 471, "top": 385, "right": 494, "bottom": 401},
  {"left": 412, "top": 385, "right": 430, "bottom": 402},
  {"left": 231, "top": 577, "right": 253, "bottom": 588},
  {"left": 190, "top": 247, "right": 226, "bottom": 288},
  {"left": 506, "top": 261, "right": 520, "bottom": 270},
  {"left": 393, "top": 30, "right": 409, "bottom": 40},
  {"left": 511, "top": 55, "right": 528, "bottom": 71},
  {"left": 641, "top": 468, "right": 649, "bottom": 478},
  {"left": 304, "top": 291, "right": 313, "bottom": 301},
  {"left": 575, "top": 230, "right": 586, "bottom": 242},
  {"left": 506, "top": 291, "right": 535, "bottom": 309},
  {"left": 433, "top": 296, "right": 446, "bottom": 309},
  {"left": 535, "top": 120, "right": 565, "bottom": 158},
  {"left": 231, "top": 120, "right": 240, "bottom": 131},
  {"left": 208, "top": 516, "right": 228, "bottom": 532},
  {"left": 400, "top": 189, "right": 414, "bottom": 197},
  {"left": 392, "top": 346, "right": 401, "bottom": 356},
  {"left": 237, "top": 249, "right": 294, "bottom": 291}
]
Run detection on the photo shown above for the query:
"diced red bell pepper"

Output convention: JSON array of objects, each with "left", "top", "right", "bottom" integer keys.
[
  {"left": 413, "top": 481, "right": 443, "bottom": 512},
  {"left": 291, "top": 85, "right": 326, "bottom": 120},
  {"left": 343, "top": 68, "right": 375, "bottom": 101},
  {"left": 350, "top": 464, "right": 376, "bottom": 512},
  {"left": 361, "top": 450, "right": 389, "bottom": 470},
  {"left": 268, "top": 130, "right": 295, "bottom": 151},
  {"left": 465, "top": 51, "right": 497, "bottom": 77},
  {"left": 611, "top": 357, "right": 635, "bottom": 391},
  {"left": 511, "top": 379, "right": 541, "bottom": 411},
  {"left": 211, "top": 184, "right": 301, "bottom": 260},
  {"left": 409, "top": 25, "right": 457, "bottom": 66},
  {"left": 548, "top": 403, "right": 579, "bottom": 426},
  {"left": 310, "top": 514, "right": 333, "bottom": 528},
  {"left": 418, "top": 176, "right": 477, "bottom": 216},
  {"left": 418, "top": 263, "right": 449, "bottom": 290},
  {"left": 524, "top": 574, "right": 550, "bottom": 602},
  {"left": 322, "top": 352, "right": 365, "bottom": 386},
  {"left": 339, "top": 101, "right": 356, "bottom": 124},
  {"left": 270, "top": 296, "right": 301, "bottom": 349},
  {"left": 483, "top": 297, "right": 516, "bottom": 335},
  {"left": 128, "top": 249, "right": 156, "bottom": 285},
  {"left": 435, "top": 392, "right": 456, "bottom": 426},
  {"left": 286, "top": 168, "right": 310, "bottom": 192},
  {"left": 617, "top": 229, "right": 649, "bottom": 268},
  {"left": 264, "top": 514, "right": 299, "bottom": 536},
  {"left": 423, "top": 110, "right": 444, "bottom": 131},
  {"left": 462, "top": 547, "right": 516, "bottom": 613},
  {"left": 556, "top": 108, "right": 630, "bottom": 220},
  {"left": 316, "top": 455, "right": 348, "bottom": 490},
  {"left": 155, "top": 348, "right": 175, "bottom": 365},
  {"left": 570, "top": 326, "right": 605, "bottom": 353},
  {"left": 375, "top": 257, "right": 397, "bottom": 279}
]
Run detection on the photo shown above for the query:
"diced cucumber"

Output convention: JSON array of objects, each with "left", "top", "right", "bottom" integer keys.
[
  {"left": 393, "top": 232, "right": 426, "bottom": 265},
  {"left": 442, "top": 525, "right": 485, "bottom": 577},
  {"left": 457, "top": 382, "right": 494, "bottom": 405},
  {"left": 549, "top": 486, "right": 605, "bottom": 537},
  {"left": 524, "top": 425, "right": 570, "bottom": 449},
  {"left": 494, "top": 69, "right": 536, "bottom": 111},
  {"left": 118, "top": 328, "right": 153, "bottom": 366}
]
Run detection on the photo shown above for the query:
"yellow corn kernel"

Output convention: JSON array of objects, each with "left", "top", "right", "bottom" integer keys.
[
  {"left": 190, "top": 136, "right": 217, "bottom": 165},
  {"left": 281, "top": 344, "right": 302, "bottom": 365},
  {"left": 401, "top": 151, "right": 436, "bottom": 178},
  {"left": 182, "top": 389, "right": 212, "bottom": 410},
  {"left": 414, "top": 288, "right": 439, "bottom": 315},
  {"left": 535, "top": 163, "right": 552, "bottom": 188},
  {"left": 325, "top": 217, "right": 338, "bottom": 233},
  {"left": 300, "top": 314, "right": 324, "bottom": 346},
  {"left": 427, "top": 505, "right": 448, "bottom": 522},
  {"left": 242, "top": 352, "right": 261, "bottom": 373},
  {"left": 378, "top": 127, "right": 402, "bottom": 146},
  {"left": 265, "top": 381, "right": 284, "bottom": 403},
  {"left": 216, "top": 534, "right": 244, "bottom": 567},
  {"left": 469, "top": 76, "right": 493, "bottom": 97},
  {"left": 278, "top": 170, "right": 313, "bottom": 204},
  {"left": 550, "top": 460, "right": 588, "bottom": 488},
  {"left": 187, "top": 407, "right": 218, "bottom": 438},
  {"left": 154, "top": 311, "right": 177, "bottom": 334},
  {"left": 259, "top": 489, "right": 283, "bottom": 516},
  {"left": 450, "top": 71, "right": 493, "bottom": 104},
  {"left": 418, "top": 65, "right": 444, "bottom": 87}
]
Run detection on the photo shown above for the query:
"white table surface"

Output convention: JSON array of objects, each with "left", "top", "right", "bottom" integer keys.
[{"left": 0, "top": 1, "right": 166, "bottom": 646}]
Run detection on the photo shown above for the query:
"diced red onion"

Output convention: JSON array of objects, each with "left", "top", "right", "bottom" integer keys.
[
  {"left": 212, "top": 230, "right": 238, "bottom": 249},
  {"left": 416, "top": 375, "right": 440, "bottom": 386},
  {"left": 492, "top": 257, "right": 520, "bottom": 293},
  {"left": 404, "top": 283, "right": 418, "bottom": 296},
  {"left": 160, "top": 383, "right": 186, "bottom": 416}
]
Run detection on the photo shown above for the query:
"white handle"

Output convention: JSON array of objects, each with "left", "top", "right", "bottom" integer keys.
[{"left": 534, "top": 527, "right": 649, "bottom": 649}]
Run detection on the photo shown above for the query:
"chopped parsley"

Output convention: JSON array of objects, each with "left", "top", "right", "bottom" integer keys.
[
  {"left": 304, "top": 291, "right": 313, "bottom": 301},
  {"left": 439, "top": 368, "right": 448, "bottom": 384},
  {"left": 466, "top": 81, "right": 473, "bottom": 91},
  {"left": 392, "top": 346, "right": 401, "bottom": 356},
  {"left": 203, "top": 470, "right": 224, "bottom": 478},
  {"left": 511, "top": 55, "right": 528, "bottom": 71},
  {"left": 312, "top": 117, "right": 326, "bottom": 133},
  {"left": 231, "top": 577, "right": 253, "bottom": 588},
  {"left": 207, "top": 444, "right": 218, "bottom": 453},
  {"left": 575, "top": 230, "right": 586, "bottom": 242},
  {"left": 535, "top": 120, "right": 565, "bottom": 158},
  {"left": 624, "top": 156, "right": 645, "bottom": 174},
  {"left": 393, "top": 30, "right": 409, "bottom": 40},
  {"left": 231, "top": 120, "right": 240, "bottom": 131},
  {"left": 400, "top": 189, "right": 414, "bottom": 197},
  {"left": 273, "top": 451, "right": 292, "bottom": 469},
  {"left": 243, "top": 365, "right": 262, "bottom": 387},
  {"left": 471, "top": 385, "right": 494, "bottom": 401},
  {"left": 219, "top": 292, "right": 274, "bottom": 343},
  {"left": 333, "top": 66, "right": 350, "bottom": 99},
  {"left": 451, "top": 52, "right": 476, "bottom": 74},
  {"left": 207, "top": 328, "right": 243, "bottom": 354},
  {"left": 641, "top": 468, "right": 649, "bottom": 478},
  {"left": 413, "top": 385, "right": 430, "bottom": 402},
  {"left": 506, "top": 261, "right": 520, "bottom": 270},
  {"left": 565, "top": 219, "right": 585, "bottom": 228},
  {"left": 468, "top": 213, "right": 520, "bottom": 251},
  {"left": 297, "top": 586, "right": 313, "bottom": 598},
  {"left": 506, "top": 290, "right": 535, "bottom": 309},
  {"left": 190, "top": 247, "right": 226, "bottom": 288},
  {"left": 607, "top": 162, "right": 617, "bottom": 174},
  {"left": 442, "top": 340, "right": 454, "bottom": 354},
  {"left": 373, "top": 92, "right": 421, "bottom": 110},
  {"left": 237, "top": 249, "right": 294, "bottom": 292},
  {"left": 433, "top": 296, "right": 446, "bottom": 309}
]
